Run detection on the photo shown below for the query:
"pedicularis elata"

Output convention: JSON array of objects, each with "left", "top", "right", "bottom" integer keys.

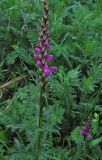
[
  {"left": 80, "top": 120, "right": 92, "bottom": 138},
  {"left": 34, "top": 0, "right": 57, "bottom": 78},
  {"left": 33, "top": 0, "right": 57, "bottom": 157}
]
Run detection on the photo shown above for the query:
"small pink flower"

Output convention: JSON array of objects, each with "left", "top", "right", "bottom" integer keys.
[
  {"left": 34, "top": 54, "right": 39, "bottom": 60},
  {"left": 44, "top": 43, "right": 51, "bottom": 49},
  {"left": 43, "top": 64, "right": 58, "bottom": 77},
  {"left": 43, "top": 54, "right": 53, "bottom": 61},
  {"left": 34, "top": 54, "right": 43, "bottom": 66},
  {"left": 37, "top": 60, "right": 43, "bottom": 66},
  {"left": 35, "top": 46, "right": 42, "bottom": 52}
]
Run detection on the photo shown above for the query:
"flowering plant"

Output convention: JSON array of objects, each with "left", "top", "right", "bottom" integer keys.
[
  {"left": 33, "top": 0, "right": 57, "bottom": 158},
  {"left": 34, "top": 0, "right": 57, "bottom": 78}
]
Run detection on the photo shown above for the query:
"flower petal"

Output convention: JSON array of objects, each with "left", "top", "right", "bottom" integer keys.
[
  {"left": 44, "top": 43, "right": 51, "bottom": 49},
  {"left": 43, "top": 54, "right": 53, "bottom": 61},
  {"left": 37, "top": 60, "right": 42, "bottom": 65},
  {"left": 34, "top": 54, "right": 39, "bottom": 60},
  {"left": 43, "top": 64, "right": 57, "bottom": 77},
  {"left": 79, "top": 121, "right": 92, "bottom": 138},
  {"left": 48, "top": 66, "right": 58, "bottom": 72},
  {"left": 35, "top": 46, "right": 42, "bottom": 52}
]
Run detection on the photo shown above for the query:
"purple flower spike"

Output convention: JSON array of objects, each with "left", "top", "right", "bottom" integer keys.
[
  {"left": 33, "top": 0, "right": 58, "bottom": 78},
  {"left": 43, "top": 64, "right": 58, "bottom": 77},
  {"left": 80, "top": 130, "right": 92, "bottom": 138},
  {"left": 80, "top": 122, "right": 92, "bottom": 138},
  {"left": 35, "top": 46, "right": 42, "bottom": 52}
]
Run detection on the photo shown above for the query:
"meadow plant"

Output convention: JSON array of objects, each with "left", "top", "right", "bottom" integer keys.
[
  {"left": 0, "top": 0, "right": 102, "bottom": 159},
  {"left": 33, "top": 0, "right": 57, "bottom": 156},
  {"left": 80, "top": 121, "right": 92, "bottom": 138}
]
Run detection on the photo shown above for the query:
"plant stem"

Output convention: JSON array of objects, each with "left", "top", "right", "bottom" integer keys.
[{"left": 36, "top": 83, "right": 45, "bottom": 159}]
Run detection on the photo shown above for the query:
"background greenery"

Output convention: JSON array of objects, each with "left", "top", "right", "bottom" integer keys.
[{"left": 0, "top": 0, "right": 102, "bottom": 159}]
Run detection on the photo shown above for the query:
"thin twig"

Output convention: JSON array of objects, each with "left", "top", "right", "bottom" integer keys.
[{"left": 0, "top": 75, "right": 27, "bottom": 90}]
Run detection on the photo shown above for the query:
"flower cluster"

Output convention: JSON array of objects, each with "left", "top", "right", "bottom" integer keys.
[
  {"left": 34, "top": 40, "right": 57, "bottom": 77},
  {"left": 34, "top": 0, "right": 57, "bottom": 77},
  {"left": 80, "top": 121, "right": 92, "bottom": 138}
]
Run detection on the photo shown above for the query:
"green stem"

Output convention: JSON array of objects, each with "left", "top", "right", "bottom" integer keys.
[{"left": 36, "top": 84, "right": 45, "bottom": 159}]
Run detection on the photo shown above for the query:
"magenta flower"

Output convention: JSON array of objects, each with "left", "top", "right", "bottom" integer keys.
[
  {"left": 35, "top": 46, "right": 42, "bottom": 52},
  {"left": 33, "top": 0, "right": 57, "bottom": 78},
  {"left": 37, "top": 60, "right": 43, "bottom": 66},
  {"left": 44, "top": 43, "right": 51, "bottom": 49},
  {"left": 33, "top": 54, "right": 42, "bottom": 66},
  {"left": 34, "top": 54, "right": 39, "bottom": 59},
  {"left": 34, "top": 45, "right": 57, "bottom": 77},
  {"left": 80, "top": 122, "right": 92, "bottom": 138},
  {"left": 43, "top": 54, "right": 53, "bottom": 61},
  {"left": 43, "top": 64, "right": 57, "bottom": 77},
  {"left": 34, "top": 53, "right": 53, "bottom": 62}
]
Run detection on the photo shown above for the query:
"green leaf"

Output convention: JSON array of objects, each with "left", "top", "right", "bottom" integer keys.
[
  {"left": 0, "top": 156, "right": 8, "bottom": 160},
  {"left": 83, "top": 76, "right": 95, "bottom": 92},
  {"left": 91, "top": 137, "right": 102, "bottom": 147},
  {"left": 70, "top": 127, "right": 84, "bottom": 145}
]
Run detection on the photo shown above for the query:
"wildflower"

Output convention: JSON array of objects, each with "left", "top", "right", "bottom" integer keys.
[
  {"left": 35, "top": 46, "right": 42, "bottom": 52},
  {"left": 33, "top": 0, "right": 57, "bottom": 78},
  {"left": 43, "top": 64, "right": 57, "bottom": 77},
  {"left": 34, "top": 54, "right": 39, "bottom": 59},
  {"left": 44, "top": 43, "right": 51, "bottom": 49},
  {"left": 43, "top": 54, "right": 53, "bottom": 61},
  {"left": 35, "top": 0, "right": 57, "bottom": 153},
  {"left": 80, "top": 121, "right": 92, "bottom": 138}
]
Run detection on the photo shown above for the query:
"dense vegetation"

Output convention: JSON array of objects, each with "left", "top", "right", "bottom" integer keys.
[{"left": 0, "top": 0, "right": 102, "bottom": 159}]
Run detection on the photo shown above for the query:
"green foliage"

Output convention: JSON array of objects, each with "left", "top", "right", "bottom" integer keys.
[
  {"left": 0, "top": 0, "right": 102, "bottom": 159},
  {"left": 92, "top": 113, "right": 99, "bottom": 135},
  {"left": 6, "top": 44, "right": 33, "bottom": 65},
  {"left": 70, "top": 127, "right": 84, "bottom": 146}
]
